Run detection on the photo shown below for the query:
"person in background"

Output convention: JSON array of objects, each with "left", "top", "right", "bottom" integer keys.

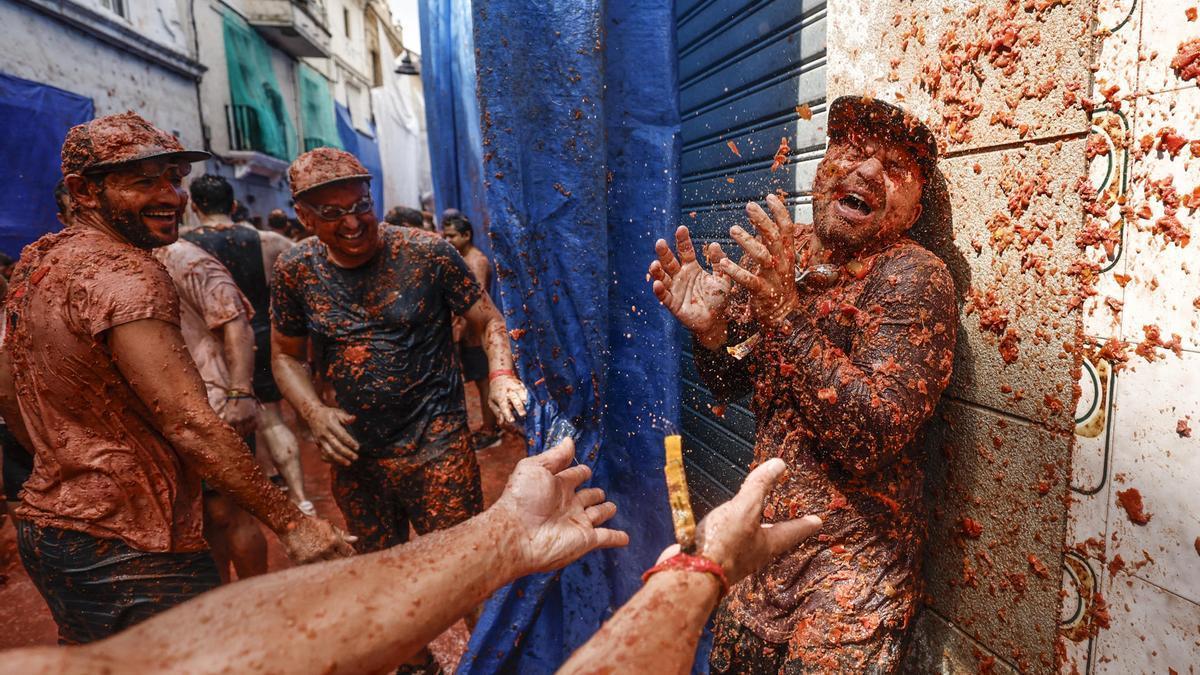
[
  {"left": 267, "top": 208, "right": 291, "bottom": 237},
  {"left": 0, "top": 441, "right": 821, "bottom": 675},
  {"left": 154, "top": 238, "right": 268, "bottom": 582},
  {"left": 0, "top": 112, "right": 351, "bottom": 645},
  {"left": 442, "top": 210, "right": 501, "bottom": 449},
  {"left": 384, "top": 205, "right": 425, "bottom": 230},
  {"left": 0, "top": 253, "right": 13, "bottom": 281},
  {"left": 271, "top": 148, "right": 527, "bottom": 674},
  {"left": 184, "top": 175, "right": 315, "bottom": 517}
]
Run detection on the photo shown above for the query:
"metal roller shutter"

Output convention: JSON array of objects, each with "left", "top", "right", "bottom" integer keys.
[{"left": 675, "top": 0, "right": 827, "bottom": 514}]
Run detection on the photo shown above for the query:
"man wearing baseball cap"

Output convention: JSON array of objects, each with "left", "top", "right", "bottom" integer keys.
[
  {"left": 270, "top": 147, "right": 526, "bottom": 673},
  {"left": 649, "top": 96, "right": 957, "bottom": 672},
  {"left": 0, "top": 112, "right": 354, "bottom": 644}
]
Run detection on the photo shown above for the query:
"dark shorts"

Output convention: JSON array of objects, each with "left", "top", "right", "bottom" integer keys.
[
  {"left": 252, "top": 335, "right": 283, "bottom": 403},
  {"left": 15, "top": 520, "right": 221, "bottom": 645},
  {"left": 331, "top": 437, "right": 484, "bottom": 554},
  {"left": 460, "top": 345, "right": 489, "bottom": 382},
  {"left": 709, "top": 604, "right": 910, "bottom": 675}
]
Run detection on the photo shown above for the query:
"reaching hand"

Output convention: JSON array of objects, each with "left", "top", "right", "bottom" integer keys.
[
  {"left": 221, "top": 397, "right": 259, "bottom": 438},
  {"left": 658, "top": 458, "right": 821, "bottom": 585},
  {"left": 306, "top": 405, "right": 360, "bottom": 466},
  {"left": 491, "top": 438, "right": 629, "bottom": 574},
  {"left": 718, "top": 194, "right": 800, "bottom": 330},
  {"left": 649, "top": 226, "right": 733, "bottom": 348},
  {"left": 488, "top": 374, "right": 529, "bottom": 426},
  {"left": 281, "top": 514, "right": 358, "bottom": 564}
]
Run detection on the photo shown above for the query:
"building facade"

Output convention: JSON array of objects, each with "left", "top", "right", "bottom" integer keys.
[{"left": 0, "top": 0, "right": 424, "bottom": 246}]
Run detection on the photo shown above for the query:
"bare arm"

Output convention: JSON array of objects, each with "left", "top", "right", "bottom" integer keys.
[
  {"left": 109, "top": 319, "right": 352, "bottom": 561},
  {"left": 560, "top": 459, "right": 822, "bottom": 674},
  {"left": 1, "top": 439, "right": 627, "bottom": 675},
  {"left": 258, "top": 230, "right": 294, "bottom": 281},
  {"left": 462, "top": 293, "right": 528, "bottom": 424},
  {"left": 214, "top": 313, "right": 258, "bottom": 437},
  {"left": 272, "top": 329, "right": 359, "bottom": 466}
]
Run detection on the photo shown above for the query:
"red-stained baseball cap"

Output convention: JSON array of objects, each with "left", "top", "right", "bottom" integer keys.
[
  {"left": 828, "top": 95, "right": 939, "bottom": 172},
  {"left": 288, "top": 147, "right": 372, "bottom": 197},
  {"left": 60, "top": 111, "right": 210, "bottom": 176}
]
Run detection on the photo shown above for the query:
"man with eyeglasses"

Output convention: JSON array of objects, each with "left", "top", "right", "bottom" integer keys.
[
  {"left": 0, "top": 113, "right": 354, "bottom": 645},
  {"left": 271, "top": 147, "right": 526, "bottom": 673}
]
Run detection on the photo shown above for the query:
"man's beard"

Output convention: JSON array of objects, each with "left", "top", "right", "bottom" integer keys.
[{"left": 98, "top": 194, "right": 167, "bottom": 249}]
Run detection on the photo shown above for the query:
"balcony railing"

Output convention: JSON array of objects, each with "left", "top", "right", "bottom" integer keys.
[{"left": 226, "top": 104, "right": 261, "bottom": 154}]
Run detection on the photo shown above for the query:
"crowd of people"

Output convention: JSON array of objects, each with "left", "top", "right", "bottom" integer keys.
[{"left": 0, "top": 92, "right": 953, "bottom": 674}]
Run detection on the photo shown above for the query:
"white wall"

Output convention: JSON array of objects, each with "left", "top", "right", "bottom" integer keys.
[{"left": 0, "top": 0, "right": 202, "bottom": 147}]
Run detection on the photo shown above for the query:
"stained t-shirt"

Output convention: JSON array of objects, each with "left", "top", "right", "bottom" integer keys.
[
  {"left": 3, "top": 227, "right": 205, "bottom": 553},
  {"left": 154, "top": 240, "right": 253, "bottom": 413},
  {"left": 696, "top": 235, "right": 956, "bottom": 656},
  {"left": 271, "top": 225, "right": 483, "bottom": 459}
]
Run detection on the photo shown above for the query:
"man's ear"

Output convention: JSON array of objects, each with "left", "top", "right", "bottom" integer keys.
[
  {"left": 905, "top": 201, "right": 923, "bottom": 232},
  {"left": 64, "top": 174, "right": 101, "bottom": 210}
]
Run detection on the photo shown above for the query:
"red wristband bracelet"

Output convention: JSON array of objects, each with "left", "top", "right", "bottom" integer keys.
[
  {"left": 641, "top": 552, "right": 730, "bottom": 597},
  {"left": 488, "top": 369, "right": 517, "bottom": 381}
]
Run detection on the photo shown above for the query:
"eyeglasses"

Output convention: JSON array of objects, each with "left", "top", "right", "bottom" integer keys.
[{"left": 300, "top": 196, "right": 374, "bottom": 221}]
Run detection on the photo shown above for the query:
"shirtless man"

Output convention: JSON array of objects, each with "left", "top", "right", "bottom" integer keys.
[
  {"left": 442, "top": 210, "right": 501, "bottom": 448},
  {"left": 0, "top": 112, "right": 351, "bottom": 644},
  {"left": 271, "top": 147, "right": 527, "bottom": 673},
  {"left": 154, "top": 239, "right": 267, "bottom": 581},
  {"left": 650, "top": 96, "right": 957, "bottom": 672},
  {"left": 184, "top": 174, "right": 314, "bottom": 517}
]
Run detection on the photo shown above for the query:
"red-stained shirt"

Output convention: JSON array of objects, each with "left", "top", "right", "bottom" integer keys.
[
  {"left": 696, "top": 237, "right": 957, "bottom": 653},
  {"left": 3, "top": 227, "right": 206, "bottom": 552}
]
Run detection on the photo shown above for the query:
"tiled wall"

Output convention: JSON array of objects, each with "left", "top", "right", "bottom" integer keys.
[
  {"left": 829, "top": 0, "right": 1198, "bottom": 671},
  {"left": 1064, "top": 0, "right": 1200, "bottom": 672}
]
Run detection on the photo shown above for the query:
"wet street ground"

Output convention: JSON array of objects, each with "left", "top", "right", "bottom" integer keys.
[{"left": 0, "top": 383, "right": 525, "bottom": 670}]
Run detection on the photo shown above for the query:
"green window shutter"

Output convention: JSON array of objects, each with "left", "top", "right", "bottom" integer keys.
[
  {"left": 222, "top": 11, "right": 299, "bottom": 160},
  {"left": 298, "top": 64, "right": 342, "bottom": 152}
]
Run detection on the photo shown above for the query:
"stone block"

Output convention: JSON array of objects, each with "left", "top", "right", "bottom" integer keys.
[
  {"left": 922, "top": 399, "right": 1072, "bottom": 674},
  {"left": 923, "top": 138, "right": 1088, "bottom": 431},
  {"left": 827, "top": 0, "right": 1095, "bottom": 152}
]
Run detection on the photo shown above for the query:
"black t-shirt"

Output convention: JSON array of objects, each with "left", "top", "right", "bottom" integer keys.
[{"left": 271, "top": 226, "right": 482, "bottom": 459}]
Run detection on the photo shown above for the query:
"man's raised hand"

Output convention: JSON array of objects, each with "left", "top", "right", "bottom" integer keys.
[
  {"left": 649, "top": 226, "right": 733, "bottom": 350},
  {"left": 491, "top": 438, "right": 629, "bottom": 574},
  {"left": 718, "top": 194, "right": 800, "bottom": 330}
]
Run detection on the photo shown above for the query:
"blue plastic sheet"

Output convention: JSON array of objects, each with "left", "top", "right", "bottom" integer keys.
[
  {"left": 415, "top": 0, "right": 492, "bottom": 262},
  {"left": 0, "top": 72, "right": 93, "bottom": 258},
  {"left": 334, "top": 103, "right": 386, "bottom": 221},
  {"left": 418, "top": 1, "right": 684, "bottom": 672}
]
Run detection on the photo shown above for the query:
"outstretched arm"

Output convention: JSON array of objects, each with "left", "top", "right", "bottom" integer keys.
[
  {"left": 109, "top": 319, "right": 353, "bottom": 563},
  {"left": 1, "top": 439, "right": 627, "bottom": 675},
  {"left": 560, "top": 459, "right": 822, "bottom": 674}
]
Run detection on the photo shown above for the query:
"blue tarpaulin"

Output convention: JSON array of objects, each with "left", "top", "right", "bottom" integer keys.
[
  {"left": 419, "top": 1, "right": 684, "bottom": 672},
  {"left": 416, "top": 0, "right": 492, "bottom": 261},
  {"left": 335, "top": 103, "right": 386, "bottom": 221},
  {"left": 0, "top": 72, "right": 93, "bottom": 258}
]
